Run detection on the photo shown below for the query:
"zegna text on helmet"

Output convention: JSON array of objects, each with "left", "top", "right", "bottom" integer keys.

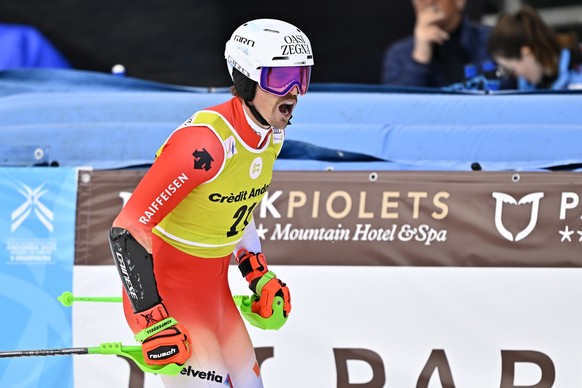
[
  {"left": 281, "top": 35, "right": 311, "bottom": 55},
  {"left": 233, "top": 34, "right": 311, "bottom": 55}
]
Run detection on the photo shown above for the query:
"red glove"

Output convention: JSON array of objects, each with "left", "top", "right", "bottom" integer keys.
[
  {"left": 252, "top": 273, "right": 291, "bottom": 319},
  {"left": 237, "top": 249, "right": 291, "bottom": 318},
  {"left": 133, "top": 303, "right": 192, "bottom": 366}
]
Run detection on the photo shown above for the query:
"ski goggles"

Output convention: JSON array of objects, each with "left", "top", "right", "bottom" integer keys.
[{"left": 259, "top": 66, "right": 311, "bottom": 96}]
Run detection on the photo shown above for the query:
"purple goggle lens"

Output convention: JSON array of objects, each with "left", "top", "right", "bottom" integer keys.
[{"left": 259, "top": 66, "right": 311, "bottom": 96}]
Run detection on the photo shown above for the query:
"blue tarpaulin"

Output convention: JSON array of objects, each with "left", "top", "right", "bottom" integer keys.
[{"left": 1, "top": 69, "right": 581, "bottom": 171}]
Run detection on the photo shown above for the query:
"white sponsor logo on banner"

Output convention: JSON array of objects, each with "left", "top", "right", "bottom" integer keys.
[
  {"left": 492, "top": 192, "right": 544, "bottom": 241},
  {"left": 11, "top": 182, "right": 54, "bottom": 232}
]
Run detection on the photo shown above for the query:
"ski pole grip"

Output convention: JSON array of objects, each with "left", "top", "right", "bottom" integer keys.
[{"left": 90, "top": 342, "right": 124, "bottom": 355}]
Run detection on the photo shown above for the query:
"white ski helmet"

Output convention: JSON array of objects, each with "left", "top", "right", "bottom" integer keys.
[{"left": 224, "top": 18, "right": 314, "bottom": 85}]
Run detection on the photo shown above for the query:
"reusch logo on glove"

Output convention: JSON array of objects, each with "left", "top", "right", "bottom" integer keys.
[{"left": 148, "top": 345, "right": 178, "bottom": 360}]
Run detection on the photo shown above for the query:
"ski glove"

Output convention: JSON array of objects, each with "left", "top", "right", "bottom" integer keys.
[
  {"left": 236, "top": 249, "right": 291, "bottom": 318},
  {"left": 133, "top": 303, "right": 192, "bottom": 366}
]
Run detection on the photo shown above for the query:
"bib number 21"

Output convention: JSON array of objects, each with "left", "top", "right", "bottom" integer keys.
[{"left": 226, "top": 202, "right": 257, "bottom": 237}]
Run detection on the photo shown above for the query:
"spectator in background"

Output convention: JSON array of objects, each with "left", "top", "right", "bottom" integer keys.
[
  {"left": 488, "top": 5, "right": 582, "bottom": 90},
  {"left": 0, "top": 22, "right": 71, "bottom": 70},
  {"left": 381, "top": 0, "right": 493, "bottom": 87}
]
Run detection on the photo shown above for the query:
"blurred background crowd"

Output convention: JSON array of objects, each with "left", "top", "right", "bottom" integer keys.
[{"left": 0, "top": 0, "right": 580, "bottom": 89}]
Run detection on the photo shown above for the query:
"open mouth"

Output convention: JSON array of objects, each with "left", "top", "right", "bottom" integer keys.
[{"left": 278, "top": 101, "right": 295, "bottom": 117}]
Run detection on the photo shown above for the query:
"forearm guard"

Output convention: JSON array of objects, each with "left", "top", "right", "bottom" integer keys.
[
  {"left": 109, "top": 227, "right": 161, "bottom": 313},
  {"left": 236, "top": 249, "right": 269, "bottom": 294}
]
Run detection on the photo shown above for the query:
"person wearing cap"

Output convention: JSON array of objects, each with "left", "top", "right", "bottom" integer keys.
[{"left": 107, "top": 19, "right": 313, "bottom": 387}]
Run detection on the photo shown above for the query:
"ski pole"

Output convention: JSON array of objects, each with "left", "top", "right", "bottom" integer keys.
[
  {"left": 57, "top": 291, "right": 288, "bottom": 330},
  {"left": 0, "top": 342, "right": 182, "bottom": 375},
  {"left": 58, "top": 291, "right": 121, "bottom": 306}
]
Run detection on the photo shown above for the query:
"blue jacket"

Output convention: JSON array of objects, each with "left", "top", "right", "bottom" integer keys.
[
  {"left": 518, "top": 48, "right": 582, "bottom": 90},
  {"left": 381, "top": 16, "right": 492, "bottom": 87},
  {"left": 0, "top": 23, "right": 71, "bottom": 70}
]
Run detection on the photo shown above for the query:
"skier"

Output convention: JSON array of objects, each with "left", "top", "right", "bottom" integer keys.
[{"left": 108, "top": 18, "right": 313, "bottom": 387}]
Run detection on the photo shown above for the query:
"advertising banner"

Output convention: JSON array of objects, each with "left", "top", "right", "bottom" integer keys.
[
  {"left": 75, "top": 170, "right": 582, "bottom": 268},
  {"left": 72, "top": 169, "right": 582, "bottom": 387},
  {"left": 0, "top": 167, "right": 78, "bottom": 388}
]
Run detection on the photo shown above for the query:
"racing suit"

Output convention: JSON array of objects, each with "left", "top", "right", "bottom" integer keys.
[{"left": 113, "top": 96, "right": 283, "bottom": 387}]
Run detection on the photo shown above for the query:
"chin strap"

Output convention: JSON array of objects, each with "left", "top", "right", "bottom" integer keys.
[
  {"left": 244, "top": 99, "right": 271, "bottom": 127},
  {"left": 244, "top": 98, "right": 293, "bottom": 127}
]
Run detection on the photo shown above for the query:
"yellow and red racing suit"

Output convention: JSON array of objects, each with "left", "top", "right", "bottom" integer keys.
[{"left": 114, "top": 96, "right": 283, "bottom": 387}]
